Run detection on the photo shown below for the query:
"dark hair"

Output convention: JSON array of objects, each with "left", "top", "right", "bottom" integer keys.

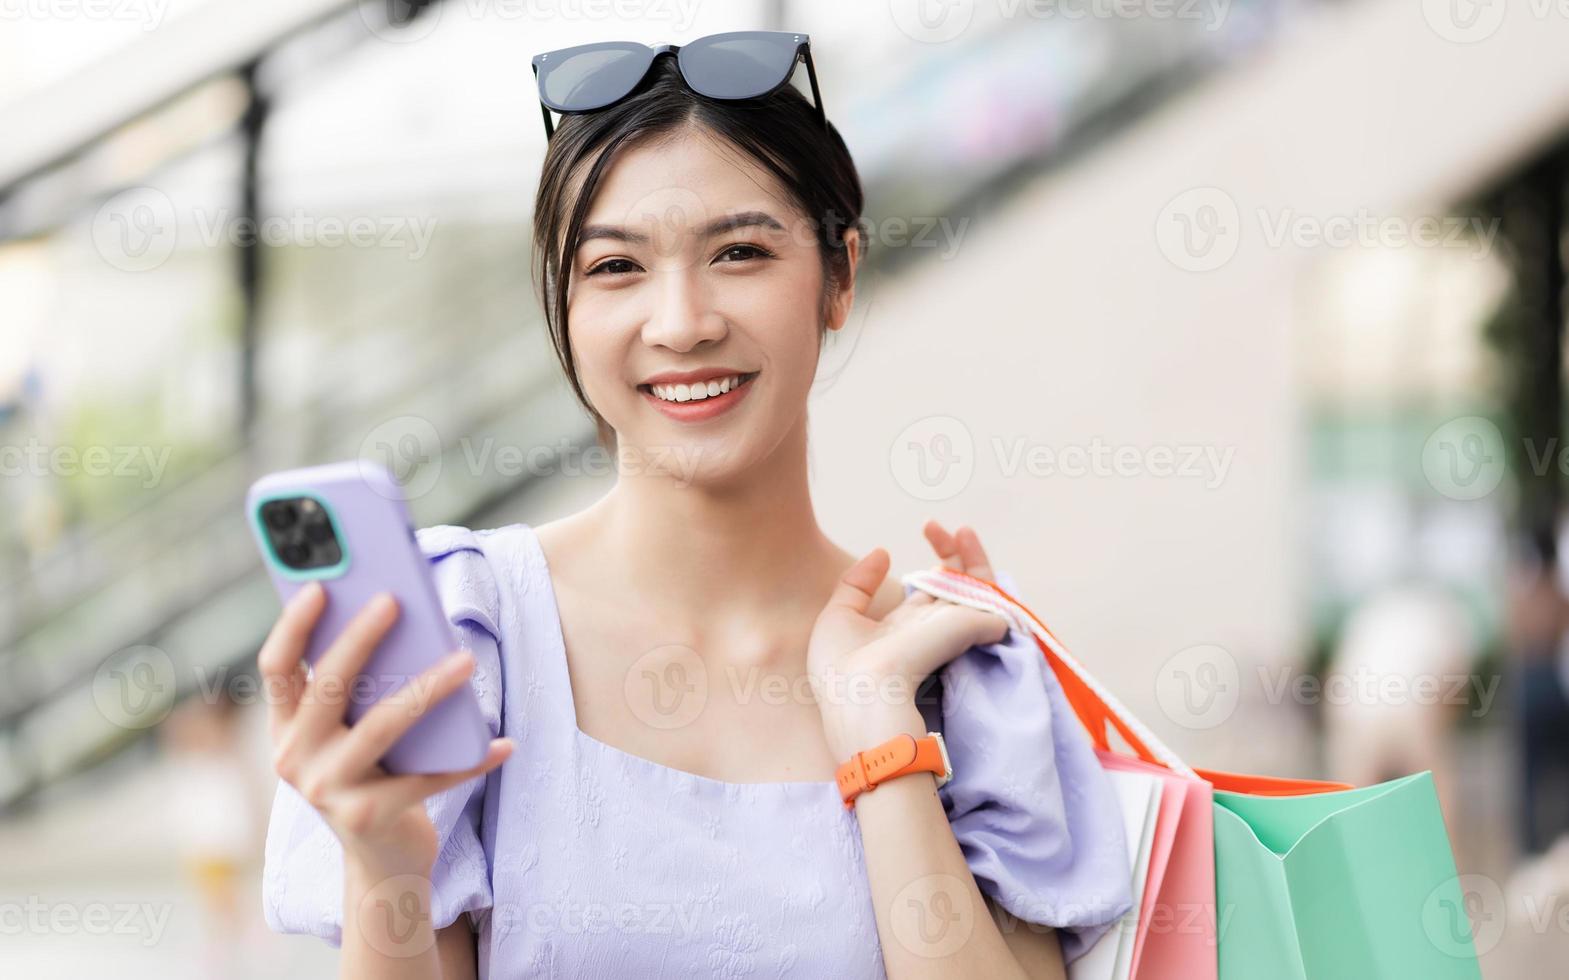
[{"left": 530, "top": 55, "right": 865, "bottom": 448}]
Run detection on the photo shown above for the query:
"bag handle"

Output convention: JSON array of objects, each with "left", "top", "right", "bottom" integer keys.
[{"left": 903, "top": 565, "right": 1200, "bottom": 780}]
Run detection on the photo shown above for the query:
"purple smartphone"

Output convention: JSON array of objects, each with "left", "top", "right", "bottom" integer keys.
[{"left": 245, "top": 459, "right": 490, "bottom": 775}]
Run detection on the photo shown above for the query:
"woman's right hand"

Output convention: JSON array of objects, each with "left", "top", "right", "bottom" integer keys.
[{"left": 258, "top": 582, "right": 512, "bottom": 877}]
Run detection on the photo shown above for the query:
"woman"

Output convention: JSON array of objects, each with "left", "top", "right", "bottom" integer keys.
[{"left": 259, "top": 32, "right": 1131, "bottom": 979}]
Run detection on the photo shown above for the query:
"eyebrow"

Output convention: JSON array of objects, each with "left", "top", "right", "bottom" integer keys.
[{"left": 576, "top": 209, "right": 786, "bottom": 248}]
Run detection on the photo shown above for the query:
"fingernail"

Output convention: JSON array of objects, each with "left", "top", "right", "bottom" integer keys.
[
  {"left": 291, "top": 581, "right": 322, "bottom": 606},
  {"left": 445, "top": 651, "right": 473, "bottom": 671}
]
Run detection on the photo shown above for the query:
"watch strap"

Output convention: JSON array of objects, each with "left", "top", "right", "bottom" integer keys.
[{"left": 836, "top": 732, "right": 951, "bottom": 811}]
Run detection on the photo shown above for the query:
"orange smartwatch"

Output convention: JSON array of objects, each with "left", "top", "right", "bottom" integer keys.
[{"left": 835, "top": 731, "right": 952, "bottom": 811}]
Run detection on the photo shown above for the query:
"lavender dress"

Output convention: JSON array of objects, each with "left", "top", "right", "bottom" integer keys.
[{"left": 262, "top": 523, "right": 1132, "bottom": 978}]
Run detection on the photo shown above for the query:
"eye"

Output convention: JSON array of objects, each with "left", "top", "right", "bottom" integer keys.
[
  {"left": 585, "top": 257, "right": 642, "bottom": 277},
  {"left": 714, "top": 243, "right": 774, "bottom": 264}
]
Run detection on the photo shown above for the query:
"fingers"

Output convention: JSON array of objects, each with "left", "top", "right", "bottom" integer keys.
[
  {"left": 377, "top": 738, "right": 514, "bottom": 811},
  {"left": 338, "top": 650, "right": 476, "bottom": 775},
  {"left": 923, "top": 519, "right": 962, "bottom": 570},
  {"left": 827, "top": 548, "right": 890, "bottom": 617},
  {"left": 257, "top": 581, "right": 326, "bottom": 732},
  {"left": 923, "top": 519, "right": 995, "bottom": 582},
  {"left": 954, "top": 526, "right": 996, "bottom": 581},
  {"left": 903, "top": 605, "right": 1011, "bottom": 679},
  {"left": 297, "top": 592, "right": 400, "bottom": 733}
]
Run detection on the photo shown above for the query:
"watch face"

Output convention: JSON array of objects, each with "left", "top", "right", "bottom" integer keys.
[{"left": 931, "top": 731, "right": 953, "bottom": 788}]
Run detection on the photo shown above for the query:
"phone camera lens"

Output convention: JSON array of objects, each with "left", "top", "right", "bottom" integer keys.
[
  {"left": 279, "top": 541, "right": 310, "bottom": 566},
  {"left": 304, "top": 520, "right": 332, "bottom": 544},
  {"left": 264, "top": 502, "right": 298, "bottom": 531}
]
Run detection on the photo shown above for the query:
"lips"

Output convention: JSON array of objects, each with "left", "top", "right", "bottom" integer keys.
[{"left": 638, "top": 371, "right": 758, "bottom": 422}]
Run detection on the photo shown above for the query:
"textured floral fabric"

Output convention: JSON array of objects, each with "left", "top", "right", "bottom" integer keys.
[{"left": 261, "top": 523, "right": 1132, "bottom": 977}]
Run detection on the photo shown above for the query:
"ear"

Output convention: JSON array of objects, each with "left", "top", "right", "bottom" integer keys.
[{"left": 824, "top": 226, "right": 862, "bottom": 334}]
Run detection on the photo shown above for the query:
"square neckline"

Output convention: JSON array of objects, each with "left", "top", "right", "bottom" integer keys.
[{"left": 519, "top": 522, "right": 845, "bottom": 795}]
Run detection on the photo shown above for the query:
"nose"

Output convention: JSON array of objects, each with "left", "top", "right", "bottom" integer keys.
[{"left": 639, "top": 263, "right": 728, "bottom": 353}]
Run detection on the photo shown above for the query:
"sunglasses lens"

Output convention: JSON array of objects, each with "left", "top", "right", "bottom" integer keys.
[
  {"left": 678, "top": 33, "right": 799, "bottom": 100},
  {"left": 539, "top": 44, "right": 653, "bottom": 111}
]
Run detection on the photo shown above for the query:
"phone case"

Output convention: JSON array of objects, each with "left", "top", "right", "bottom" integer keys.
[{"left": 245, "top": 460, "right": 491, "bottom": 775}]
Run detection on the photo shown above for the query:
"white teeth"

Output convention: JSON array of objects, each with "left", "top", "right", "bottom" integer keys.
[{"left": 648, "top": 374, "right": 748, "bottom": 403}]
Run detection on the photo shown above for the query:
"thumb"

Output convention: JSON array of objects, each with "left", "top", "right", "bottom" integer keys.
[{"left": 826, "top": 548, "right": 890, "bottom": 618}]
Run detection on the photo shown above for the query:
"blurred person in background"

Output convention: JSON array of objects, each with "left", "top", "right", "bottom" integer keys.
[
  {"left": 159, "top": 685, "right": 267, "bottom": 977},
  {"left": 1322, "top": 581, "right": 1480, "bottom": 840},
  {"left": 1508, "top": 526, "right": 1569, "bottom": 856}
]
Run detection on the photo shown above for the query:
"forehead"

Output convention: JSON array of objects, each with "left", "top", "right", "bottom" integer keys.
[{"left": 576, "top": 128, "right": 798, "bottom": 234}]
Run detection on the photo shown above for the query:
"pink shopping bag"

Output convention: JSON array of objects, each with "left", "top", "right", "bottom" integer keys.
[{"left": 1098, "top": 751, "right": 1215, "bottom": 980}]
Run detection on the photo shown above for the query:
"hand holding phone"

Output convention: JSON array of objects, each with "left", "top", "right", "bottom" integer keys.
[{"left": 247, "top": 461, "right": 511, "bottom": 872}]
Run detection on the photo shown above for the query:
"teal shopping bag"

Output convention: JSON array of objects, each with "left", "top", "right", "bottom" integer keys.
[{"left": 1213, "top": 771, "right": 1480, "bottom": 979}]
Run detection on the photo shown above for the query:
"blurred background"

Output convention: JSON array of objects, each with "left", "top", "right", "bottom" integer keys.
[{"left": 3, "top": 0, "right": 1569, "bottom": 976}]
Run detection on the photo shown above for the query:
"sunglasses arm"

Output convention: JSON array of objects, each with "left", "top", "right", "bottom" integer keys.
[
  {"left": 532, "top": 63, "right": 556, "bottom": 140},
  {"left": 802, "top": 47, "right": 826, "bottom": 130}
]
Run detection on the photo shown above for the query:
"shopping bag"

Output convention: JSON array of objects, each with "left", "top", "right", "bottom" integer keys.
[
  {"left": 1069, "top": 766, "right": 1164, "bottom": 980},
  {"left": 903, "top": 565, "right": 1481, "bottom": 980},
  {"left": 906, "top": 566, "right": 1219, "bottom": 980},
  {"left": 1212, "top": 772, "right": 1479, "bottom": 979}
]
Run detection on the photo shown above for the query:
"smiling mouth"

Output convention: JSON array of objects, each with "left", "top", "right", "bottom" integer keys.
[{"left": 637, "top": 371, "right": 759, "bottom": 404}]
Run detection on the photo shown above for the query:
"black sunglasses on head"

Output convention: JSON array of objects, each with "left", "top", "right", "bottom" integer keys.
[{"left": 530, "top": 30, "right": 825, "bottom": 140}]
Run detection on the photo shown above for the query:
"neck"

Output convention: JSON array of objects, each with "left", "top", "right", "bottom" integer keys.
[{"left": 589, "top": 413, "right": 842, "bottom": 622}]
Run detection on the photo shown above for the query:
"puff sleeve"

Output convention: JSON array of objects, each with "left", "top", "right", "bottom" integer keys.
[
  {"left": 910, "top": 568, "right": 1133, "bottom": 963},
  {"left": 261, "top": 524, "right": 505, "bottom": 947}
]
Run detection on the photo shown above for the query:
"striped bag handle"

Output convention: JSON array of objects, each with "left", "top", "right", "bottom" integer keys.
[{"left": 903, "top": 564, "right": 1200, "bottom": 781}]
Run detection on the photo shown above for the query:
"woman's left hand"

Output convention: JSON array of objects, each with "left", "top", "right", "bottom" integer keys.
[{"left": 808, "top": 520, "right": 1011, "bottom": 762}]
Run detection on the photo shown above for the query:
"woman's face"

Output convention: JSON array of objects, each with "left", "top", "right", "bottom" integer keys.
[{"left": 564, "top": 125, "right": 857, "bottom": 484}]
